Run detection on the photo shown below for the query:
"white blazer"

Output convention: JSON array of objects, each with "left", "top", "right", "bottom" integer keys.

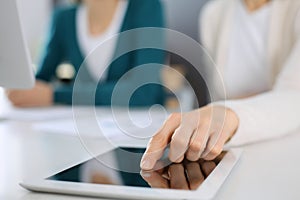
[{"left": 200, "top": 0, "right": 300, "bottom": 146}]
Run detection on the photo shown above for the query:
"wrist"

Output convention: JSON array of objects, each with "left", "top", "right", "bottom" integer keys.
[{"left": 225, "top": 107, "right": 239, "bottom": 142}]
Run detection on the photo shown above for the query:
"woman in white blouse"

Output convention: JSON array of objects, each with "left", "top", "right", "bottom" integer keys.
[{"left": 141, "top": 0, "right": 300, "bottom": 170}]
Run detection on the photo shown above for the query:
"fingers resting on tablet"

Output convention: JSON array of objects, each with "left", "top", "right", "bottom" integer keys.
[{"left": 140, "top": 105, "right": 239, "bottom": 170}]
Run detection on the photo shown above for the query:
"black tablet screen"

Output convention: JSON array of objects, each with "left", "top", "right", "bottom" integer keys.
[{"left": 47, "top": 147, "right": 225, "bottom": 190}]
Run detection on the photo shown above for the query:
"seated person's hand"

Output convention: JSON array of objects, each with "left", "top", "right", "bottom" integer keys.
[
  {"left": 91, "top": 172, "right": 115, "bottom": 185},
  {"left": 140, "top": 159, "right": 217, "bottom": 190},
  {"left": 140, "top": 105, "right": 239, "bottom": 170},
  {"left": 6, "top": 80, "right": 53, "bottom": 107}
]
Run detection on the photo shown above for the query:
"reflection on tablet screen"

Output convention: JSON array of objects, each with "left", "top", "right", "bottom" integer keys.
[{"left": 47, "top": 147, "right": 226, "bottom": 191}]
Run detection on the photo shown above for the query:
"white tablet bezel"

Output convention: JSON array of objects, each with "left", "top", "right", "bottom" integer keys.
[{"left": 20, "top": 148, "right": 242, "bottom": 200}]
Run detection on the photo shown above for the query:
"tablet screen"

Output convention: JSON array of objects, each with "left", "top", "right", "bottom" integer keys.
[{"left": 47, "top": 147, "right": 226, "bottom": 190}]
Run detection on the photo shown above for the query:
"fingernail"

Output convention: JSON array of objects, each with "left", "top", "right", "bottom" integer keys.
[
  {"left": 141, "top": 160, "right": 152, "bottom": 170},
  {"left": 141, "top": 171, "right": 152, "bottom": 178},
  {"left": 162, "top": 173, "right": 170, "bottom": 180}
]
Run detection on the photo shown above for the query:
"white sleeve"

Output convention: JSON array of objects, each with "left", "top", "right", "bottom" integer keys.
[
  {"left": 199, "top": 0, "right": 223, "bottom": 56},
  {"left": 221, "top": 10, "right": 300, "bottom": 147}
]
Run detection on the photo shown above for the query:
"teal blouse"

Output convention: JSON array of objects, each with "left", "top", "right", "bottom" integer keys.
[{"left": 36, "top": 0, "right": 166, "bottom": 106}]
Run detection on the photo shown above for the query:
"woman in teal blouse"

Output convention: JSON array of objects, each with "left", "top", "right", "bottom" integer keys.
[{"left": 7, "top": 0, "right": 166, "bottom": 107}]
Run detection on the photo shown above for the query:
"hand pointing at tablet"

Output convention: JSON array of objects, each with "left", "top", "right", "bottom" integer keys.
[{"left": 140, "top": 105, "right": 239, "bottom": 170}]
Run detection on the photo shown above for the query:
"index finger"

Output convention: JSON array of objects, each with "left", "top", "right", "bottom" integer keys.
[{"left": 140, "top": 113, "right": 181, "bottom": 170}]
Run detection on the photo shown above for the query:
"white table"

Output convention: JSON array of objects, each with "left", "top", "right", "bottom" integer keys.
[{"left": 0, "top": 105, "right": 300, "bottom": 200}]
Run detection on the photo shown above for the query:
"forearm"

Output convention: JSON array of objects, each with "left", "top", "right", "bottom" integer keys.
[{"left": 223, "top": 16, "right": 300, "bottom": 147}]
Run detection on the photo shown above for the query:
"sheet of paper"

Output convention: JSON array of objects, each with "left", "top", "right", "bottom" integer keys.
[
  {"left": 0, "top": 107, "right": 72, "bottom": 121},
  {"left": 0, "top": 106, "right": 92, "bottom": 121},
  {"left": 33, "top": 112, "right": 167, "bottom": 140},
  {"left": 33, "top": 118, "right": 102, "bottom": 138}
]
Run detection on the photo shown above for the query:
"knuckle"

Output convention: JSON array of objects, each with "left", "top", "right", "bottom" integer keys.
[
  {"left": 168, "top": 113, "right": 181, "bottom": 122},
  {"left": 152, "top": 132, "right": 164, "bottom": 141},
  {"left": 170, "top": 136, "right": 186, "bottom": 148},
  {"left": 189, "top": 143, "right": 203, "bottom": 153},
  {"left": 149, "top": 134, "right": 166, "bottom": 147},
  {"left": 210, "top": 146, "right": 223, "bottom": 157}
]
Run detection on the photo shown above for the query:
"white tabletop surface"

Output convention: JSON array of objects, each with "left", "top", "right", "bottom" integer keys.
[{"left": 1, "top": 91, "right": 300, "bottom": 200}]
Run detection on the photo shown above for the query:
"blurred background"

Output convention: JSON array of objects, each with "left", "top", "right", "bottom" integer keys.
[{"left": 0, "top": 0, "right": 209, "bottom": 111}]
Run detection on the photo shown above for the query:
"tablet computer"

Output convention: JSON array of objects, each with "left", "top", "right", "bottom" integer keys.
[{"left": 21, "top": 147, "right": 242, "bottom": 200}]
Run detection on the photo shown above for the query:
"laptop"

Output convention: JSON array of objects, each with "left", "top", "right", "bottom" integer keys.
[{"left": 0, "top": 0, "right": 35, "bottom": 89}]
